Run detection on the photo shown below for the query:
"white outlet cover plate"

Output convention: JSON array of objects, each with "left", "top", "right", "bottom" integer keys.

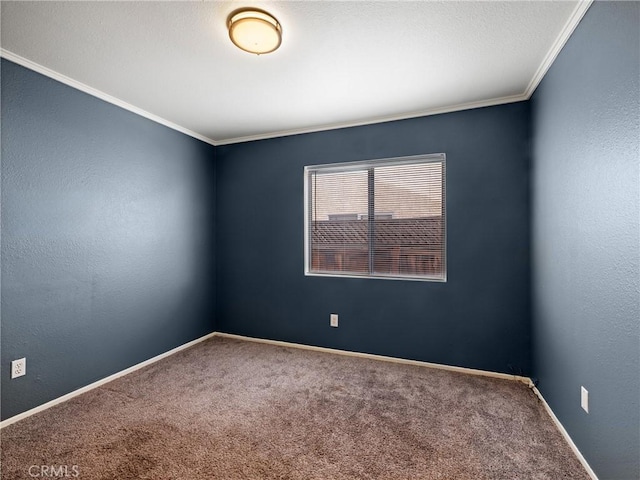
[
  {"left": 11, "top": 358, "right": 26, "bottom": 379},
  {"left": 330, "top": 314, "right": 338, "bottom": 327},
  {"left": 581, "top": 386, "right": 589, "bottom": 413}
]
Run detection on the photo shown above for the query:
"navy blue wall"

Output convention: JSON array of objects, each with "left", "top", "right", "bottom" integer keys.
[
  {"left": 216, "top": 102, "right": 531, "bottom": 375},
  {"left": 4, "top": 6, "right": 638, "bottom": 476},
  {"left": 531, "top": 2, "right": 640, "bottom": 479},
  {"left": 1, "top": 59, "right": 217, "bottom": 420}
]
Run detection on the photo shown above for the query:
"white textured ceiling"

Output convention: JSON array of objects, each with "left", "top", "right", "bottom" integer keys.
[{"left": 1, "top": 1, "right": 589, "bottom": 145}]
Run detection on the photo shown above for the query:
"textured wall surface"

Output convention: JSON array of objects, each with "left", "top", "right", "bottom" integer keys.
[
  {"left": 531, "top": 2, "right": 640, "bottom": 478},
  {"left": 1, "top": 59, "right": 216, "bottom": 420},
  {"left": 216, "top": 102, "right": 531, "bottom": 375}
]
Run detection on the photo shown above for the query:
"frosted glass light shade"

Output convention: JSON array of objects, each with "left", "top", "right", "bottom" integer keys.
[{"left": 228, "top": 9, "right": 282, "bottom": 55}]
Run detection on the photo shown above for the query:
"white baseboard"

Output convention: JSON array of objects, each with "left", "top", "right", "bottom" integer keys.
[
  {"left": 528, "top": 382, "right": 599, "bottom": 480},
  {"left": 2, "top": 330, "right": 526, "bottom": 430},
  {"left": 0, "top": 332, "right": 217, "bottom": 429},
  {"left": 217, "top": 332, "right": 598, "bottom": 478},
  {"left": 214, "top": 332, "right": 531, "bottom": 384},
  {"left": 1, "top": 329, "right": 599, "bottom": 480}
]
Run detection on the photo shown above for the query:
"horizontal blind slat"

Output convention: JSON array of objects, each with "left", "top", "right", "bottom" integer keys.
[{"left": 307, "top": 156, "right": 445, "bottom": 280}]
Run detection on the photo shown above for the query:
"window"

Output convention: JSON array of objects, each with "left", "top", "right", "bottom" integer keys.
[{"left": 304, "top": 154, "right": 446, "bottom": 281}]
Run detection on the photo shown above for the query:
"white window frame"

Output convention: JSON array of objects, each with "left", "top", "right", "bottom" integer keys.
[{"left": 304, "top": 153, "right": 446, "bottom": 282}]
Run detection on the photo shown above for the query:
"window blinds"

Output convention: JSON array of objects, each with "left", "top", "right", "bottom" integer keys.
[{"left": 305, "top": 154, "right": 446, "bottom": 281}]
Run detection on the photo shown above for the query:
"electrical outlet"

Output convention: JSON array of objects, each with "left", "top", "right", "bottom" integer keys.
[
  {"left": 11, "top": 358, "right": 26, "bottom": 379},
  {"left": 330, "top": 313, "right": 339, "bottom": 327},
  {"left": 581, "top": 386, "right": 589, "bottom": 413}
]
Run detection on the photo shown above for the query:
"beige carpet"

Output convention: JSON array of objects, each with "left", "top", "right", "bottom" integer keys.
[{"left": 1, "top": 336, "right": 589, "bottom": 479}]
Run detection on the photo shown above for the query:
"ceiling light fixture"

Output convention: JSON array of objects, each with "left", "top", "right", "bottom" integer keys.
[{"left": 227, "top": 8, "right": 282, "bottom": 55}]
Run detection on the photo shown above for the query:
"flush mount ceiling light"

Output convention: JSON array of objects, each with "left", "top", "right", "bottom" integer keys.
[{"left": 227, "top": 8, "right": 282, "bottom": 55}]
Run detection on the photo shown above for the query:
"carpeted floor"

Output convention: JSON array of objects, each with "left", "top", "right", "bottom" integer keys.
[{"left": 1, "top": 336, "right": 589, "bottom": 479}]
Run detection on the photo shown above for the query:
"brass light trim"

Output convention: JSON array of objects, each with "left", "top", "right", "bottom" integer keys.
[{"left": 227, "top": 8, "right": 282, "bottom": 55}]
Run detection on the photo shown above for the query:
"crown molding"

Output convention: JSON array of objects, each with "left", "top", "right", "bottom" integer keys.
[
  {"left": 219, "top": 0, "right": 593, "bottom": 145},
  {"left": 215, "top": 93, "right": 528, "bottom": 145},
  {"left": 2, "top": 47, "right": 526, "bottom": 147},
  {"left": 524, "top": 0, "right": 593, "bottom": 98},
  {"left": 0, "top": 49, "right": 218, "bottom": 147},
  {"left": 2, "top": 0, "right": 592, "bottom": 147}
]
